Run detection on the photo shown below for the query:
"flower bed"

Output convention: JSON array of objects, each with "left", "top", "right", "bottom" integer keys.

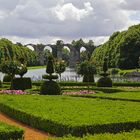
[
  {"left": 63, "top": 90, "right": 95, "bottom": 95},
  {"left": 0, "top": 90, "right": 28, "bottom": 95}
]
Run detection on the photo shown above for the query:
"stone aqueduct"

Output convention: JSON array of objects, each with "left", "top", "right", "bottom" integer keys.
[{"left": 25, "top": 40, "right": 94, "bottom": 68}]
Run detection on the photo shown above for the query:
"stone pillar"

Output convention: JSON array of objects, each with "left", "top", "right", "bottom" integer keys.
[
  {"left": 69, "top": 47, "right": 80, "bottom": 68},
  {"left": 33, "top": 44, "right": 45, "bottom": 65}
]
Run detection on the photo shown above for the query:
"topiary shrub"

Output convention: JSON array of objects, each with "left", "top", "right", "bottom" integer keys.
[
  {"left": 40, "top": 81, "right": 61, "bottom": 95},
  {"left": 3, "top": 74, "right": 12, "bottom": 82},
  {"left": 11, "top": 77, "right": 32, "bottom": 90},
  {"left": 40, "top": 55, "right": 61, "bottom": 95},
  {"left": 97, "top": 58, "right": 112, "bottom": 87},
  {"left": 97, "top": 77, "right": 113, "bottom": 87},
  {"left": 0, "top": 80, "right": 2, "bottom": 88}
]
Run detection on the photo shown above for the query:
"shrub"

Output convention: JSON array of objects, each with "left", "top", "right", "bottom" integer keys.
[
  {"left": 97, "top": 77, "right": 113, "bottom": 87},
  {"left": 11, "top": 77, "right": 32, "bottom": 90},
  {"left": 42, "top": 74, "right": 58, "bottom": 80},
  {"left": 97, "top": 58, "right": 113, "bottom": 87},
  {"left": 3, "top": 74, "right": 12, "bottom": 82},
  {"left": 0, "top": 121, "right": 24, "bottom": 140},
  {"left": 40, "top": 55, "right": 61, "bottom": 95},
  {"left": 40, "top": 81, "right": 61, "bottom": 95},
  {"left": 0, "top": 80, "right": 2, "bottom": 88}
]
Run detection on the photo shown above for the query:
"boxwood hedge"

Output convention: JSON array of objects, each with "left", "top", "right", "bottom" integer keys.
[
  {"left": 0, "top": 95, "right": 140, "bottom": 136},
  {"left": 0, "top": 121, "right": 24, "bottom": 140}
]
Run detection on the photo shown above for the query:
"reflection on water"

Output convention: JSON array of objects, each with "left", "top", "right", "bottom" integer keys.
[{"left": 25, "top": 67, "right": 83, "bottom": 82}]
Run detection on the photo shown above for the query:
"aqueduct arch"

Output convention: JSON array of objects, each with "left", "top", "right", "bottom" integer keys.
[{"left": 25, "top": 41, "right": 94, "bottom": 68}]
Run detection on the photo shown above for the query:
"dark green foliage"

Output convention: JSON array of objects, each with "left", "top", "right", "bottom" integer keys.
[
  {"left": 91, "top": 24, "right": 140, "bottom": 69},
  {"left": 40, "top": 81, "right": 61, "bottom": 95},
  {"left": 0, "top": 38, "right": 38, "bottom": 66},
  {"left": 42, "top": 74, "right": 58, "bottom": 80},
  {"left": 11, "top": 77, "right": 32, "bottom": 90},
  {"left": 46, "top": 55, "right": 54, "bottom": 75},
  {"left": 110, "top": 68, "right": 119, "bottom": 75},
  {"left": 97, "top": 77, "right": 113, "bottom": 87},
  {"left": 41, "top": 55, "right": 60, "bottom": 95},
  {"left": 103, "top": 58, "right": 108, "bottom": 73},
  {"left": 83, "top": 75, "right": 95, "bottom": 82},
  {"left": 0, "top": 61, "right": 20, "bottom": 79},
  {"left": 77, "top": 60, "right": 96, "bottom": 82},
  {"left": 3, "top": 74, "right": 12, "bottom": 82},
  {"left": 55, "top": 60, "right": 66, "bottom": 80},
  {"left": 17, "top": 65, "right": 27, "bottom": 78},
  {"left": 0, "top": 95, "right": 140, "bottom": 137},
  {"left": 0, "top": 80, "right": 2, "bottom": 88},
  {"left": 0, "top": 121, "right": 24, "bottom": 140}
]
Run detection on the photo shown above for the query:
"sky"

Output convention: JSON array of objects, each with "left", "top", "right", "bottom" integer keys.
[{"left": 0, "top": 0, "right": 140, "bottom": 45}]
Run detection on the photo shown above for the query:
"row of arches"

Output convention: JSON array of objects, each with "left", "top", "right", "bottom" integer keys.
[{"left": 25, "top": 43, "right": 93, "bottom": 68}]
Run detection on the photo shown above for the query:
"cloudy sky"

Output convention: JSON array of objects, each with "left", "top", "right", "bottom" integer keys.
[{"left": 0, "top": 0, "right": 139, "bottom": 45}]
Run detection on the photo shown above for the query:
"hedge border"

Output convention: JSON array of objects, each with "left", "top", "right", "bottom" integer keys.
[
  {"left": 70, "top": 95, "right": 140, "bottom": 103},
  {"left": 0, "top": 103, "right": 140, "bottom": 137},
  {"left": 0, "top": 121, "right": 24, "bottom": 140}
]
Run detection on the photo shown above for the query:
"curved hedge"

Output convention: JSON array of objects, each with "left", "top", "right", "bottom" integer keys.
[{"left": 0, "top": 121, "right": 24, "bottom": 140}]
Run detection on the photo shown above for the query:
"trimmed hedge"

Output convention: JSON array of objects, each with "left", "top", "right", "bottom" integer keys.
[
  {"left": 3, "top": 74, "right": 12, "bottom": 82},
  {"left": 97, "top": 77, "right": 112, "bottom": 87},
  {"left": 32, "top": 81, "right": 140, "bottom": 87},
  {"left": 40, "top": 81, "right": 61, "bottom": 95},
  {"left": 0, "top": 121, "right": 24, "bottom": 140},
  {"left": 0, "top": 95, "right": 140, "bottom": 137},
  {"left": 11, "top": 77, "right": 32, "bottom": 90}
]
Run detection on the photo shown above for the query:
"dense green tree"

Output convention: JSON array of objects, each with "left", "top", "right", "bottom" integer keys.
[
  {"left": 0, "top": 38, "right": 38, "bottom": 66},
  {"left": 77, "top": 60, "right": 96, "bottom": 82},
  {"left": 91, "top": 24, "right": 140, "bottom": 69},
  {"left": 55, "top": 60, "right": 66, "bottom": 80}
]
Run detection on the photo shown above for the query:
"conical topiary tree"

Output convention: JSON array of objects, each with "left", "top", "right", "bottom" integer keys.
[
  {"left": 97, "top": 57, "right": 112, "bottom": 87},
  {"left": 40, "top": 55, "right": 61, "bottom": 95}
]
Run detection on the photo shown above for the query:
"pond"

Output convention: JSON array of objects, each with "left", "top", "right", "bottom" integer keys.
[
  {"left": 25, "top": 67, "right": 83, "bottom": 82},
  {"left": 0, "top": 68, "right": 83, "bottom": 82}
]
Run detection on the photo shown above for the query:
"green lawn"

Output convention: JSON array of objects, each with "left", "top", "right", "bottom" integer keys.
[
  {"left": 49, "top": 129, "right": 140, "bottom": 140},
  {"left": 74, "top": 91, "right": 140, "bottom": 101},
  {"left": 0, "top": 95, "right": 140, "bottom": 136},
  {"left": 27, "top": 65, "right": 46, "bottom": 70},
  {"left": 0, "top": 121, "right": 24, "bottom": 139}
]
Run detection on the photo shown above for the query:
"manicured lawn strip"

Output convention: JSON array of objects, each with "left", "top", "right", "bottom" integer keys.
[
  {"left": 49, "top": 129, "right": 140, "bottom": 140},
  {"left": 0, "top": 95, "right": 140, "bottom": 136},
  {"left": 27, "top": 66, "right": 46, "bottom": 70},
  {"left": 0, "top": 121, "right": 24, "bottom": 140},
  {"left": 71, "top": 91, "right": 140, "bottom": 102}
]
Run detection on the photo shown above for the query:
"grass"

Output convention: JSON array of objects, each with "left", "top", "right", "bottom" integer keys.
[
  {"left": 49, "top": 129, "right": 140, "bottom": 140},
  {"left": 27, "top": 65, "right": 46, "bottom": 70},
  {"left": 0, "top": 121, "right": 24, "bottom": 139},
  {"left": 72, "top": 91, "right": 140, "bottom": 101},
  {"left": 0, "top": 95, "right": 140, "bottom": 136}
]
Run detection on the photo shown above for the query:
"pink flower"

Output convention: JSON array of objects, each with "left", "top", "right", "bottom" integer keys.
[
  {"left": 63, "top": 90, "right": 95, "bottom": 95},
  {"left": 0, "top": 90, "right": 28, "bottom": 95}
]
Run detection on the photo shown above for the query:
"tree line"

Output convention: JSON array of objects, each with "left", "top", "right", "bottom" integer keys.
[
  {"left": 91, "top": 24, "right": 140, "bottom": 69},
  {"left": 0, "top": 38, "right": 38, "bottom": 66}
]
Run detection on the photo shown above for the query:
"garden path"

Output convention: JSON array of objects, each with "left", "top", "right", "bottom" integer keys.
[{"left": 0, "top": 113, "right": 49, "bottom": 140}]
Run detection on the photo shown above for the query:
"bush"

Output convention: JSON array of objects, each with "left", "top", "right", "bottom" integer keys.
[
  {"left": 40, "top": 81, "right": 61, "bottom": 95},
  {"left": 42, "top": 74, "right": 58, "bottom": 80},
  {"left": 3, "top": 74, "right": 12, "bottom": 82},
  {"left": 0, "top": 121, "right": 24, "bottom": 140},
  {"left": 97, "top": 77, "right": 113, "bottom": 87},
  {"left": 0, "top": 80, "right": 2, "bottom": 88},
  {"left": 11, "top": 77, "right": 32, "bottom": 90}
]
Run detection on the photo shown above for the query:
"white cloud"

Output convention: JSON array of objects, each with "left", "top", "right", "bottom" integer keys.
[
  {"left": 0, "top": 0, "right": 139, "bottom": 45},
  {"left": 54, "top": 2, "right": 93, "bottom": 21}
]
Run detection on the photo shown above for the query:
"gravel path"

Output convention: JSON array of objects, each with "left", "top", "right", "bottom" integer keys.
[{"left": 0, "top": 113, "right": 49, "bottom": 140}]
